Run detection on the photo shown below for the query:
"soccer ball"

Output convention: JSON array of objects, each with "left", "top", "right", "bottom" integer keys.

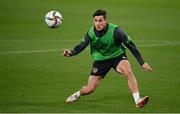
[{"left": 45, "top": 11, "right": 63, "bottom": 28}]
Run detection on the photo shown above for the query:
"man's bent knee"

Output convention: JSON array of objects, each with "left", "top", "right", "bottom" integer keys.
[
  {"left": 86, "top": 86, "right": 95, "bottom": 95},
  {"left": 80, "top": 75, "right": 102, "bottom": 95},
  {"left": 123, "top": 69, "right": 134, "bottom": 77}
]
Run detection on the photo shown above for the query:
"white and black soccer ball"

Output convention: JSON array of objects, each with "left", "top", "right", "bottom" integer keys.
[{"left": 45, "top": 11, "right": 63, "bottom": 28}]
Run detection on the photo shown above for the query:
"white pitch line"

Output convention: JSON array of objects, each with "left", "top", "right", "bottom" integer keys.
[
  {"left": 0, "top": 49, "right": 61, "bottom": 55},
  {"left": 138, "top": 42, "right": 180, "bottom": 47},
  {"left": 0, "top": 42, "right": 180, "bottom": 55},
  {"left": 0, "top": 39, "right": 77, "bottom": 42}
]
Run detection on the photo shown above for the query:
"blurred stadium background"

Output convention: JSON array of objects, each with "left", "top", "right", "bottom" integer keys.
[{"left": 0, "top": 0, "right": 180, "bottom": 113}]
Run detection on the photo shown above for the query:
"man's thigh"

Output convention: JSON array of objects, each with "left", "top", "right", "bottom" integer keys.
[
  {"left": 115, "top": 60, "right": 133, "bottom": 75},
  {"left": 87, "top": 75, "right": 102, "bottom": 89}
]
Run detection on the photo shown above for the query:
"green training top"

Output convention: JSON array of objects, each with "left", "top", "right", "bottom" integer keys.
[{"left": 88, "top": 23, "right": 125, "bottom": 60}]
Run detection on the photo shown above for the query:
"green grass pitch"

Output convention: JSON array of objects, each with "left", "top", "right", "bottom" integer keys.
[{"left": 0, "top": 0, "right": 180, "bottom": 113}]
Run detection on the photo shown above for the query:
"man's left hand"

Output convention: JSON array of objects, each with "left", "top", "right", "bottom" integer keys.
[{"left": 142, "top": 63, "right": 152, "bottom": 72}]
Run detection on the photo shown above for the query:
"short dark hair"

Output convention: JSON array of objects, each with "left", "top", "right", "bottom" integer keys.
[{"left": 93, "top": 9, "right": 107, "bottom": 19}]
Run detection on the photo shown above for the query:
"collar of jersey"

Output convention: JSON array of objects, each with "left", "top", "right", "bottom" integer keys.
[{"left": 94, "top": 23, "right": 109, "bottom": 37}]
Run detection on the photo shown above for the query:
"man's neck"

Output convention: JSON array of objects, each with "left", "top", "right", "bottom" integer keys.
[{"left": 94, "top": 23, "right": 109, "bottom": 37}]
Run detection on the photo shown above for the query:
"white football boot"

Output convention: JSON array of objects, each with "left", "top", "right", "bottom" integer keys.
[{"left": 66, "top": 93, "right": 80, "bottom": 103}]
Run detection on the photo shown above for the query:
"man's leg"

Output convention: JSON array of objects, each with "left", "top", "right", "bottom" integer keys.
[
  {"left": 80, "top": 75, "right": 102, "bottom": 95},
  {"left": 66, "top": 75, "right": 102, "bottom": 103},
  {"left": 116, "top": 60, "right": 149, "bottom": 107},
  {"left": 116, "top": 60, "right": 138, "bottom": 93}
]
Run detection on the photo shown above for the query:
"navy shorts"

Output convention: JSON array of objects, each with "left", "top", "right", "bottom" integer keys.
[{"left": 90, "top": 54, "right": 127, "bottom": 78}]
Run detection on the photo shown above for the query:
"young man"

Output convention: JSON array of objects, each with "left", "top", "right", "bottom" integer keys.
[{"left": 63, "top": 9, "right": 152, "bottom": 108}]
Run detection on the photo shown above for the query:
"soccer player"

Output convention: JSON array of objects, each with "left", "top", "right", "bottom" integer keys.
[{"left": 63, "top": 9, "right": 152, "bottom": 108}]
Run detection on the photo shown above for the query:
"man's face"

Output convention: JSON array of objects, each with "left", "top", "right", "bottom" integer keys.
[{"left": 93, "top": 15, "right": 107, "bottom": 31}]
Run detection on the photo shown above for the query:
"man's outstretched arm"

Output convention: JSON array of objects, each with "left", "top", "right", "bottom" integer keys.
[
  {"left": 114, "top": 28, "right": 152, "bottom": 71},
  {"left": 63, "top": 33, "right": 91, "bottom": 57}
]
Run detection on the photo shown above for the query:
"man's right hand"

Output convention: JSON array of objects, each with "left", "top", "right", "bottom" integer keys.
[{"left": 63, "top": 49, "right": 72, "bottom": 57}]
